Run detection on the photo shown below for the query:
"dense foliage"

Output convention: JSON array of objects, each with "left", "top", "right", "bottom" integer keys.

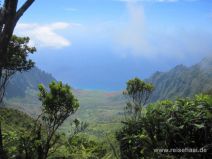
[
  {"left": 0, "top": 35, "right": 36, "bottom": 159},
  {"left": 0, "top": 35, "right": 36, "bottom": 103},
  {"left": 1, "top": 81, "right": 85, "bottom": 159},
  {"left": 66, "top": 134, "right": 107, "bottom": 159},
  {"left": 0, "top": 108, "right": 36, "bottom": 157},
  {"left": 1, "top": 1, "right": 212, "bottom": 158},
  {"left": 34, "top": 81, "right": 80, "bottom": 159},
  {"left": 0, "top": 0, "right": 35, "bottom": 67},
  {"left": 2, "top": 73, "right": 212, "bottom": 159},
  {"left": 117, "top": 94, "right": 212, "bottom": 159},
  {"left": 0, "top": 107, "right": 113, "bottom": 159}
]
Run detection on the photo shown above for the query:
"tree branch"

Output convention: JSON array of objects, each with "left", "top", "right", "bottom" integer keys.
[{"left": 15, "top": 0, "right": 35, "bottom": 21}]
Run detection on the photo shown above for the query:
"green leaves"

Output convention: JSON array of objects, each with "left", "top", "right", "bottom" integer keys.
[
  {"left": 36, "top": 81, "right": 80, "bottom": 158},
  {"left": 125, "top": 78, "right": 154, "bottom": 106},
  {"left": 117, "top": 94, "right": 212, "bottom": 159},
  {"left": 0, "top": 35, "right": 36, "bottom": 102},
  {"left": 39, "top": 81, "right": 79, "bottom": 117},
  {"left": 6, "top": 35, "right": 36, "bottom": 71},
  {"left": 68, "top": 135, "right": 107, "bottom": 159},
  {"left": 123, "top": 77, "right": 154, "bottom": 120},
  {"left": 193, "top": 124, "right": 204, "bottom": 129}
]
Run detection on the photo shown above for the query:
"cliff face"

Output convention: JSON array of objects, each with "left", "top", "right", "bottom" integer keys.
[
  {"left": 5, "top": 67, "right": 56, "bottom": 98},
  {"left": 147, "top": 57, "right": 212, "bottom": 102},
  {"left": 5, "top": 57, "right": 212, "bottom": 105}
]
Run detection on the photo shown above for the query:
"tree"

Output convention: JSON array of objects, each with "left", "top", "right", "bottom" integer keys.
[
  {"left": 0, "top": 0, "right": 35, "bottom": 68},
  {"left": 0, "top": 35, "right": 36, "bottom": 103},
  {"left": 35, "top": 81, "right": 80, "bottom": 159},
  {"left": 0, "top": 35, "right": 35, "bottom": 159},
  {"left": 116, "top": 78, "right": 154, "bottom": 159},
  {"left": 0, "top": 1, "right": 35, "bottom": 155},
  {"left": 66, "top": 134, "right": 107, "bottom": 159},
  {"left": 123, "top": 77, "right": 154, "bottom": 120},
  {"left": 0, "top": 0, "right": 35, "bottom": 103}
]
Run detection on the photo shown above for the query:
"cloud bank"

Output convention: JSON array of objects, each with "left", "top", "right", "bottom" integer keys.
[
  {"left": 114, "top": 0, "right": 212, "bottom": 59},
  {"left": 115, "top": 0, "right": 150, "bottom": 56},
  {"left": 15, "top": 22, "right": 79, "bottom": 49}
]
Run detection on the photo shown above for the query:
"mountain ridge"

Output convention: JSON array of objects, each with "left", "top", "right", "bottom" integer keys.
[
  {"left": 5, "top": 67, "right": 56, "bottom": 98},
  {"left": 4, "top": 57, "right": 212, "bottom": 133},
  {"left": 147, "top": 56, "right": 212, "bottom": 102},
  {"left": 5, "top": 56, "right": 212, "bottom": 107}
]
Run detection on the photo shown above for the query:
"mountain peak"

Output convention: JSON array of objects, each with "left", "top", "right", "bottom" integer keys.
[
  {"left": 198, "top": 56, "right": 212, "bottom": 70},
  {"left": 6, "top": 66, "right": 56, "bottom": 98},
  {"left": 147, "top": 57, "right": 212, "bottom": 102}
]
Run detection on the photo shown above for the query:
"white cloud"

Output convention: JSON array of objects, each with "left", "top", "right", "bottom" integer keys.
[
  {"left": 115, "top": 0, "right": 151, "bottom": 57},
  {"left": 15, "top": 22, "right": 80, "bottom": 49},
  {"left": 113, "top": 0, "right": 212, "bottom": 59}
]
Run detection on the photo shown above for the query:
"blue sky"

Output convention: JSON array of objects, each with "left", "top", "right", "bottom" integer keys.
[{"left": 16, "top": 0, "right": 212, "bottom": 90}]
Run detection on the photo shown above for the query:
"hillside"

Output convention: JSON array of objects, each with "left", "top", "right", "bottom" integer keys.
[
  {"left": 4, "top": 67, "right": 125, "bottom": 134},
  {"left": 5, "top": 67, "right": 56, "bottom": 98},
  {"left": 0, "top": 108, "right": 35, "bottom": 155},
  {"left": 6, "top": 57, "right": 212, "bottom": 105},
  {"left": 4, "top": 57, "right": 212, "bottom": 132},
  {"left": 147, "top": 57, "right": 212, "bottom": 102},
  {"left": 0, "top": 108, "right": 34, "bottom": 133}
]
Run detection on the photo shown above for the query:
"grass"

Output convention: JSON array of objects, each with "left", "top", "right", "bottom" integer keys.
[{"left": 5, "top": 88, "right": 126, "bottom": 137}]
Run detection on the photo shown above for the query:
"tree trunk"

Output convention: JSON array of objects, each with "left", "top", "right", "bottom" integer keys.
[
  {"left": 0, "top": 122, "right": 7, "bottom": 159},
  {"left": 0, "top": 0, "right": 35, "bottom": 71},
  {"left": 0, "top": 0, "right": 18, "bottom": 67},
  {"left": 0, "top": 0, "right": 35, "bottom": 158},
  {"left": 0, "top": 122, "right": 4, "bottom": 154},
  {"left": 36, "top": 124, "right": 45, "bottom": 159}
]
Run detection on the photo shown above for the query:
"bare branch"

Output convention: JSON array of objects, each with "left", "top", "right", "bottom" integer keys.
[{"left": 16, "top": 0, "right": 35, "bottom": 21}]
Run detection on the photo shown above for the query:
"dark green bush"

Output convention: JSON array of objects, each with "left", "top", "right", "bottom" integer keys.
[{"left": 117, "top": 94, "right": 212, "bottom": 159}]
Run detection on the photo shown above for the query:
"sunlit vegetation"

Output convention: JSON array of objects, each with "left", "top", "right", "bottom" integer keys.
[
  {"left": 1, "top": 0, "right": 212, "bottom": 158},
  {"left": 117, "top": 83, "right": 212, "bottom": 159}
]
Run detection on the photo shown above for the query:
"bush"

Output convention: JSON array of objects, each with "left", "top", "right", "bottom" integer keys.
[
  {"left": 117, "top": 94, "right": 212, "bottom": 159},
  {"left": 67, "top": 134, "right": 107, "bottom": 159}
]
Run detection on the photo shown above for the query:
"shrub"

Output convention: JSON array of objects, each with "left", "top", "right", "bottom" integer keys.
[{"left": 117, "top": 94, "right": 212, "bottom": 159}]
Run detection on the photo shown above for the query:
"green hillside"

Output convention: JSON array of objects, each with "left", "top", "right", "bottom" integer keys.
[
  {"left": 5, "top": 67, "right": 56, "bottom": 99},
  {"left": 147, "top": 57, "right": 212, "bottom": 102},
  {"left": 0, "top": 108, "right": 34, "bottom": 132},
  {"left": 4, "top": 69, "right": 125, "bottom": 136},
  {"left": 4, "top": 57, "right": 212, "bottom": 135},
  {"left": 0, "top": 108, "right": 35, "bottom": 156},
  {"left": 2, "top": 57, "right": 212, "bottom": 158}
]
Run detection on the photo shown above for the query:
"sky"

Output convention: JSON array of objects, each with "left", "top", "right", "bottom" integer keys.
[{"left": 15, "top": 0, "right": 212, "bottom": 90}]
